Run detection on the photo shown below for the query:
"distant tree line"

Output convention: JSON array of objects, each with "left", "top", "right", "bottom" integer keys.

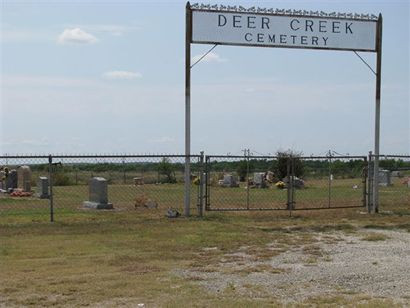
[{"left": 19, "top": 155, "right": 410, "bottom": 185}]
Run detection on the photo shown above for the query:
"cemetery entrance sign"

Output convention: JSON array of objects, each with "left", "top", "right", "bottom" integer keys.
[
  {"left": 184, "top": 3, "right": 383, "bottom": 215},
  {"left": 192, "top": 11, "right": 377, "bottom": 51}
]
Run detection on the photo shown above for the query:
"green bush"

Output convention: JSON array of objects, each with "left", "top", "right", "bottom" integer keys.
[
  {"left": 53, "top": 173, "right": 72, "bottom": 186},
  {"left": 274, "top": 150, "right": 304, "bottom": 180}
]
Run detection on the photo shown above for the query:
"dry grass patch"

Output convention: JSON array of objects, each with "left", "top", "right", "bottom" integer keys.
[
  {"left": 361, "top": 232, "right": 390, "bottom": 241},
  {"left": 2, "top": 207, "right": 410, "bottom": 306}
]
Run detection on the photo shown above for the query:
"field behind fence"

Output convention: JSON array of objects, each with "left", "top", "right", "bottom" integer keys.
[{"left": 0, "top": 153, "right": 409, "bottom": 222}]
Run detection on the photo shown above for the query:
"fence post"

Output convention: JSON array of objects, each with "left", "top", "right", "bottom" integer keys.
[
  {"left": 204, "top": 156, "right": 209, "bottom": 211},
  {"left": 367, "top": 151, "right": 373, "bottom": 213},
  {"left": 198, "top": 151, "right": 204, "bottom": 217},
  {"left": 48, "top": 154, "right": 54, "bottom": 222},
  {"left": 327, "top": 151, "right": 332, "bottom": 208},
  {"left": 122, "top": 158, "right": 126, "bottom": 184},
  {"left": 362, "top": 156, "right": 368, "bottom": 209},
  {"left": 286, "top": 157, "right": 292, "bottom": 212},
  {"left": 246, "top": 149, "right": 250, "bottom": 210},
  {"left": 291, "top": 156, "right": 295, "bottom": 212}
]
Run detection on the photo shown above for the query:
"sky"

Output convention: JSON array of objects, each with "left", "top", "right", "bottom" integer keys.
[{"left": 0, "top": 0, "right": 409, "bottom": 156}]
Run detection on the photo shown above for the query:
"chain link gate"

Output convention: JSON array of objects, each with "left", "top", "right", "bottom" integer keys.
[{"left": 204, "top": 155, "right": 368, "bottom": 212}]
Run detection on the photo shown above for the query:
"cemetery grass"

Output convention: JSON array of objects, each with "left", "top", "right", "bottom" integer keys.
[{"left": 0, "top": 184, "right": 409, "bottom": 306}]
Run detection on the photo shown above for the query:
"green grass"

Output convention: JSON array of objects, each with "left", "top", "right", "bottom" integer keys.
[
  {"left": 0, "top": 177, "right": 409, "bottom": 306},
  {"left": 1, "top": 206, "right": 410, "bottom": 306}
]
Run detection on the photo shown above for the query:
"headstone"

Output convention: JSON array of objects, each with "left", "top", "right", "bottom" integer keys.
[
  {"left": 0, "top": 171, "right": 5, "bottom": 190},
  {"left": 166, "top": 208, "right": 180, "bottom": 218},
  {"left": 391, "top": 171, "right": 401, "bottom": 178},
  {"left": 133, "top": 177, "right": 144, "bottom": 186},
  {"left": 266, "top": 171, "right": 275, "bottom": 183},
  {"left": 253, "top": 172, "right": 267, "bottom": 188},
  {"left": 283, "top": 176, "right": 305, "bottom": 189},
  {"left": 220, "top": 174, "right": 239, "bottom": 187},
  {"left": 145, "top": 200, "right": 158, "bottom": 209},
  {"left": 83, "top": 177, "right": 113, "bottom": 209},
  {"left": 378, "top": 170, "right": 391, "bottom": 186},
  {"left": 293, "top": 177, "right": 305, "bottom": 189},
  {"left": 18, "top": 166, "right": 32, "bottom": 192},
  {"left": 5, "top": 170, "right": 17, "bottom": 190},
  {"left": 37, "top": 177, "right": 49, "bottom": 199}
]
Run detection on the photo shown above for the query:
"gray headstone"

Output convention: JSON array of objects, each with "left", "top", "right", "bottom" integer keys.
[
  {"left": 37, "top": 177, "right": 49, "bottom": 199},
  {"left": 254, "top": 172, "right": 267, "bottom": 188},
  {"left": 5, "top": 170, "right": 17, "bottom": 190},
  {"left": 166, "top": 208, "right": 180, "bottom": 218},
  {"left": 83, "top": 177, "right": 113, "bottom": 209},
  {"left": 391, "top": 171, "right": 401, "bottom": 178},
  {"left": 283, "top": 176, "right": 305, "bottom": 189},
  {"left": 18, "top": 165, "right": 32, "bottom": 192},
  {"left": 145, "top": 200, "right": 158, "bottom": 209},
  {"left": 221, "top": 174, "right": 239, "bottom": 187},
  {"left": 378, "top": 170, "right": 391, "bottom": 186},
  {"left": 0, "top": 171, "right": 5, "bottom": 190},
  {"left": 133, "top": 177, "right": 144, "bottom": 186},
  {"left": 293, "top": 177, "right": 305, "bottom": 189}
]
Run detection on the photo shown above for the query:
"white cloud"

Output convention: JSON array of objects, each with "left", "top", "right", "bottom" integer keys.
[
  {"left": 57, "top": 28, "right": 98, "bottom": 44},
  {"left": 71, "top": 24, "right": 140, "bottom": 36},
  {"left": 192, "top": 52, "right": 227, "bottom": 64},
  {"left": 102, "top": 71, "right": 142, "bottom": 80}
]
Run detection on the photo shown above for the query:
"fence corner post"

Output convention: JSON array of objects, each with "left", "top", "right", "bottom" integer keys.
[
  {"left": 48, "top": 154, "right": 54, "bottom": 222},
  {"left": 198, "top": 151, "right": 205, "bottom": 217},
  {"left": 367, "top": 151, "right": 373, "bottom": 213}
]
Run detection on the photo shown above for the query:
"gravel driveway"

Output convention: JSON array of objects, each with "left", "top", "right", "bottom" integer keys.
[{"left": 177, "top": 229, "right": 410, "bottom": 305}]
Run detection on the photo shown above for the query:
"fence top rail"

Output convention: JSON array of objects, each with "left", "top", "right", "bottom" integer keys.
[
  {"left": 206, "top": 155, "right": 278, "bottom": 160},
  {"left": 206, "top": 155, "right": 367, "bottom": 160},
  {"left": 372, "top": 154, "right": 410, "bottom": 159},
  {"left": 0, "top": 154, "right": 201, "bottom": 159},
  {"left": 300, "top": 155, "right": 367, "bottom": 160}
]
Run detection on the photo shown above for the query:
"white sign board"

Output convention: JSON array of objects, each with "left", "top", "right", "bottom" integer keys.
[{"left": 192, "top": 11, "right": 377, "bottom": 52}]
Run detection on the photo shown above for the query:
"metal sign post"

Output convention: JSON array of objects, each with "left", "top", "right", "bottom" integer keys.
[
  {"left": 184, "top": 2, "right": 192, "bottom": 217},
  {"left": 373, "top": 14, "right": 383, "bottom": 213},
  {"left": 185, "top": 3, "right": 382, "bottom": 216}
]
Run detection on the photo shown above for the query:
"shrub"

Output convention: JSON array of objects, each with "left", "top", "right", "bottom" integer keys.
[
  {"left": 53, "top": 173, "right": 72, "bottom": 186},
  {"left": 157, "top": 158, "right": 176, "bottom": 183},
  {"left": 274, "top": 150, "right": 304, "bottom": 180}
]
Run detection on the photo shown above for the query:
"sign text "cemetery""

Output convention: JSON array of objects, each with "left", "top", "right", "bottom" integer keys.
[{"left": 192, "top": 11, "right": 377, "bottom": 52}]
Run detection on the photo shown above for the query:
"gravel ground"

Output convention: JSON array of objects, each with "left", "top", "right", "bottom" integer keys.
[{"left": 176, "top": 229, "right": 410, "bottom": 305}]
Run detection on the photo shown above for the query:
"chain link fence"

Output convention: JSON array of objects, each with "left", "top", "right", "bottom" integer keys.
[
  {"left": 0, "top": 155, "right": 202, "bottom": 221},
  {"left": 205, "top": 154, "right": 367, "bottom": 212},
  {"left": 294, "top": 156, "right": 367, "bottom": 210},
  {"left": 372, "top": 155, "right": 410, "bottom": 213},
  {"left": 1, "top": 153, "right": 408, "bottom": 221},
  {"left": 205, "top": 155, "right": 287, "bottom": 211}
]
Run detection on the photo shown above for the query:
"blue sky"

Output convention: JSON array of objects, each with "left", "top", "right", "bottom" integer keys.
[{"left": 0, "top": 0, "right": 409, "bottom": 155}]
